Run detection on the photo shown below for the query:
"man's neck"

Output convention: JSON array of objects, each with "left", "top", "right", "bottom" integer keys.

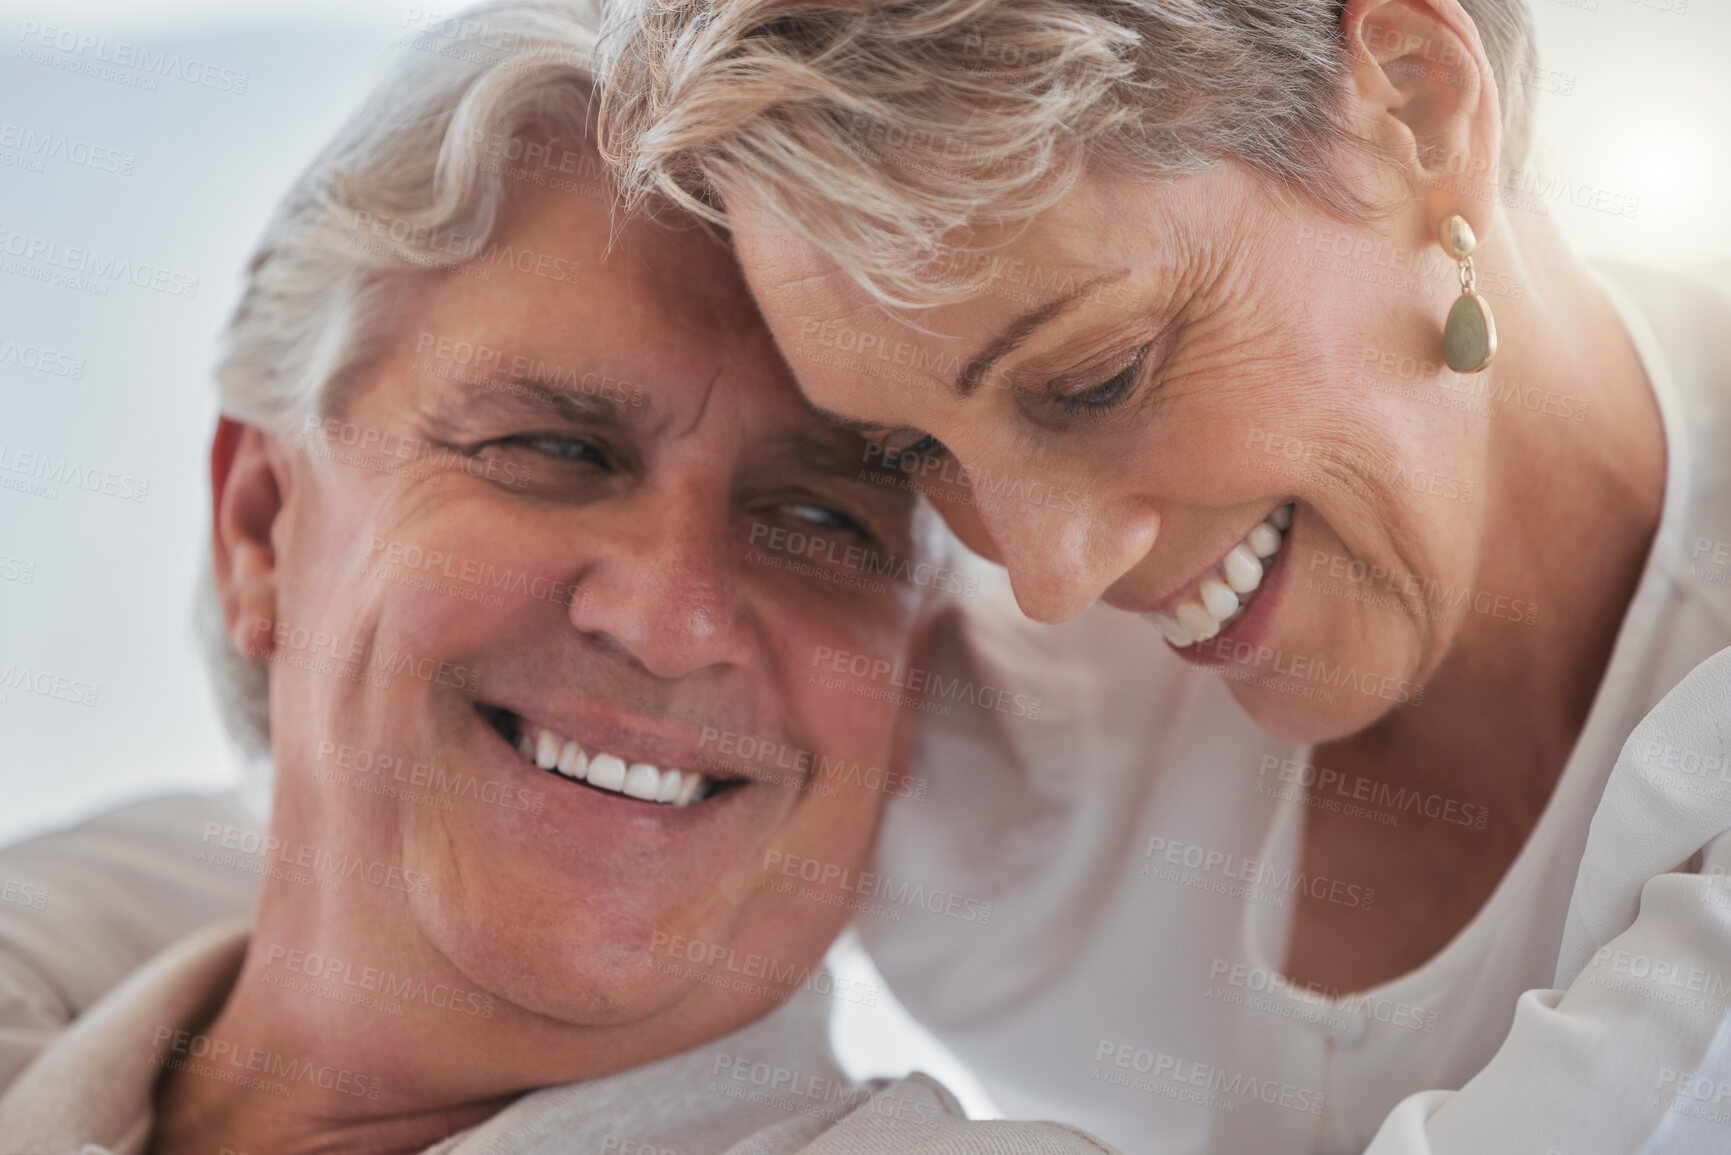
[{"left": 147, "top": 873, "right": 522, "bottom": 1155}]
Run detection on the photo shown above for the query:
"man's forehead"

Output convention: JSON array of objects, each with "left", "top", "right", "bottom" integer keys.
[{"left": 421, "top": 332, "right": 875, "bottom": 462}]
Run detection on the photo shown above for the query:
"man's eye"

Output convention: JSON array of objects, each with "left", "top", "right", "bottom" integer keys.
[
  {"left": 518, "top": 435, "right": 608, "bottom": 467},
  {"left": 1054, "top": 344, "right": 1149, "bottom": 417},
  {"left": 782, "top": 501, "right": 868, "bottom": 536}
]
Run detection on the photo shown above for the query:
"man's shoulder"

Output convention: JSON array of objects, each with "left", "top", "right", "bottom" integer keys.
[
  {"left": 765, "top": 1072, "right": 1117, "bottom": 1155},
  {"left": 0, "top": 790, "right": 261, "bottom": 1017}
]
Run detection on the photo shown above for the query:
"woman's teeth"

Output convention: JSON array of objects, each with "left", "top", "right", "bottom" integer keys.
[
  {"left": 514, "top": 723, "right": 708, "bottom": 806},
  {"left": 1147, "top": 504, "right": 1293, "bottom": 648}
]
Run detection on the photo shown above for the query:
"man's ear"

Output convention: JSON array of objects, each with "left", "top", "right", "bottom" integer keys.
[
  {"left": 211, "top": 416, "right": 288, "bottom": 662},
  {"left": 1340, "top": 0, "right": 1503, "bottom": 242}
]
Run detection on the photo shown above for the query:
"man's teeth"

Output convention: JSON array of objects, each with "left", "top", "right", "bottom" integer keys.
[
  {"left": 1147, "top": 504, "right": 1294, "bottom": 647},
  {"left": 513, "top": 725, "right": 708, "bottom": 805}
]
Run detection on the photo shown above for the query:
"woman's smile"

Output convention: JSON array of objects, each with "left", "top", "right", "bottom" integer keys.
[{"left": 1138, "top": 503, "right": 1295, "bottom": 648}]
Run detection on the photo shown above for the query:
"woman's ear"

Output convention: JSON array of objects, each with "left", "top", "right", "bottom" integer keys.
[
  {"left": 211, "top": 416, "right": 288, "bottom": 662},
  {"left": 1340, "top": 0, "right": 1503, "bottom": 243}
]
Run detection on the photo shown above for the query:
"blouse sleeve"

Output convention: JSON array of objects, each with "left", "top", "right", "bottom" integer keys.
[{"left": 1365, "top": 646, "right": 1731, "bottom": 1154}]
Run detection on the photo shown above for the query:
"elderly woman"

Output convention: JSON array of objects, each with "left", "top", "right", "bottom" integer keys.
[{"left": 600, "top": 0, "right": 1731, "bottom": 1151}]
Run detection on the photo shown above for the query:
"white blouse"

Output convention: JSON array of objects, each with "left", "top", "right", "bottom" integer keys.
[{"left": 865, "top": 262, "right": 1731, "bottom": 1154}]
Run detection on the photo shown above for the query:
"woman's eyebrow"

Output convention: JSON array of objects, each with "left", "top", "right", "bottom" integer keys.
[
  {"left": 802, "top": 401, "right": 885, "bottom": 436},
  {"left": 955, "top": 270, "right": 1131, "bottom": 397}
]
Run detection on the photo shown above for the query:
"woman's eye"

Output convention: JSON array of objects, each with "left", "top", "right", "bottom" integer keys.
[
  {"left": 1055, "top": 345, "right": 1149, "bottom": 417},
  {"left": 879, "top": 431, "right": 948, "bottom": 462}
]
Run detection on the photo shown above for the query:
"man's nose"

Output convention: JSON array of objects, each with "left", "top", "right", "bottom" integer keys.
[
  {"left": 566, "top": 485, "right": 751, "bottom": 679},
  {"left": 971, "top": 466, "right": 1159, "bottom": 624}
]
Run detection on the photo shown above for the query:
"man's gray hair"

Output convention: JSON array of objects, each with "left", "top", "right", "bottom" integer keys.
[
  {"left": 200, "top": 1, "right": 607, "bottom": 755},
  {"left": 599, "top": 0, "right": 1537, "bottom": 308}
]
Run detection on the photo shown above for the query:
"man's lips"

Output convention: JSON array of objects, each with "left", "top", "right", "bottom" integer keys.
[
  {"left": 1123, "top": 503, "right": 1295, "bottom": 647},
  {"left": 477, "top": 703, "right": 749, "bottom": 808}
]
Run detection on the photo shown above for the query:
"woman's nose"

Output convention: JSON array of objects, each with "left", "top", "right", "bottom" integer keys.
[{"left": 970, "top": 471, "right": 1160, "bottom": 624}]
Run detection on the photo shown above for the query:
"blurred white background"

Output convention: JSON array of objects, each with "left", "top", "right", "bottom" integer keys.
[{"left": 0, "top": 0, "right": 1726, "bottom": 1105}]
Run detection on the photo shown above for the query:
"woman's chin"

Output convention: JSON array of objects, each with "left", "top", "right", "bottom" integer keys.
[
  {"left": 1212, "top": 622, "right": 1426, "bottom": 743},
  {"left": 1231, "top": 685, "right": 1390, "bottom": 746}
]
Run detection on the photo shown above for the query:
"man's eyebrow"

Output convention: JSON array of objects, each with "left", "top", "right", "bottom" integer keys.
[
  {"left": 448, "top": 375, "right": 639, "bottom": 427},
  {"left": 955, "top": 271, "right": 1130, "bottom": 397},
  {"left": 767, "top": 431, "right": 905, "bottom": 489}
]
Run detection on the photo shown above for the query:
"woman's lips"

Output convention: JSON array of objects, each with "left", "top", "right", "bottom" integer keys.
[{"left": 1142, "top": 504, "right": 1294, "bottom": 647}]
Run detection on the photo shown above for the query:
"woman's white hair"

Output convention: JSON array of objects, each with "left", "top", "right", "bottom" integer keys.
[
  {"left": 199, "top": 0, "right": 609, "bottom": 755},
  {"left": 599, "top": 0, "right": 1538, "bottom": 308}
]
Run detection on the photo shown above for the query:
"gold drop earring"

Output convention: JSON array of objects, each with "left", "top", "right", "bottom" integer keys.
[{"left": 1439, "top": 214, "right": 1496, "bottom": 373}]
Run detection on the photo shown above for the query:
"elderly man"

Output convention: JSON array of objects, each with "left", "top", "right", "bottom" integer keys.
[{"left": 0, "top": 4, "right": 1110, "bottom": 1153}]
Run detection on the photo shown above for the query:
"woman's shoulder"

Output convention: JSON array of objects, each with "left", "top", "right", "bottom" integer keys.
[{"left": 1592, "top": 260, "right": 1731, "bottom": 388}]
